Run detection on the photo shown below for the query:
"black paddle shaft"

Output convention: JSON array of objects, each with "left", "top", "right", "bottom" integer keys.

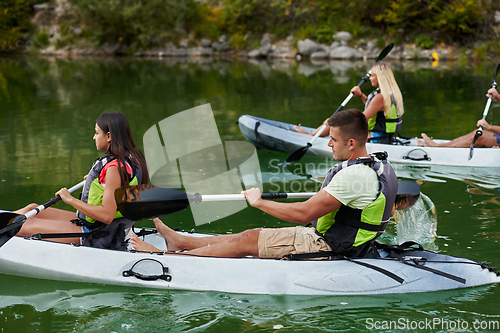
[{"left": 469, "top": 63, "right": 500, "bottom": 160}]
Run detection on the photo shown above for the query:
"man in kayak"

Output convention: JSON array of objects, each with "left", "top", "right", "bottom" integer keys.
[
  {"left": 130, "top": 108, "right": 398, "bottom": 258},
  {"left": 416, "top": 88, "right": 500, "bottom": 148}
]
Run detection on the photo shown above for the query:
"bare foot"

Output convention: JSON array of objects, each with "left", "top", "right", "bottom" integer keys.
[
  {"left": 421, "top": 133, "right": 439, "bottom": 147},
  {"left": 293, "top": 125, "right": 309, "bottom": 135},
  {"left": 415, "top": 137, "right": 426, "bottom": 147},
  {"left": 152, "top": 218, "right": 183, "bottom": 251},
  {"left": 129, "top": 231, "right": 161, "bottom": 252}
]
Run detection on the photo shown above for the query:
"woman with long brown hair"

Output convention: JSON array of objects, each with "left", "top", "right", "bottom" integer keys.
[{"left": 15, "top": 111, "right": 149, "bottom": 249}]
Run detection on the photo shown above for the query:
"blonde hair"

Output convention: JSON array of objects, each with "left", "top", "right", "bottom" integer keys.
[{"left": 371, "top": 62, "right": 404, "bottom": 117}]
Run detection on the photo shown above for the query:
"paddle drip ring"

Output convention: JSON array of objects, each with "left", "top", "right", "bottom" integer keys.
[{"left": 123, "top": 258, "right": 172, "bottom": 282}]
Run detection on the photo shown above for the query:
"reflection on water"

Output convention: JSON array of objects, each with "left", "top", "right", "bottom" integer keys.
[
  {"left": 1, "top": 57, "right": 500, "bottom": 331},
  {"left": 394, "top": 163, "right": 500, "bottom": 189},
  {"left": 0, "top": 274, "right": 497, "bottom": 332}
]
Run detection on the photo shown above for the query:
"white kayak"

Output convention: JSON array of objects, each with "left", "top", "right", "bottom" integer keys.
[
  {"left": 238, "top": 115, "right": 500, "bottom": 167},
  {"left": 0, "top": 224, "right": 498, "bottom": 295}
]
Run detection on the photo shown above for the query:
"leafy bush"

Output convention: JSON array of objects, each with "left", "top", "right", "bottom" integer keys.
[
  {"left": 376, "top": 0, "right": 500, "bottom": 45},
  {"left": 32, "top": 31, "right": 49, "bottom": 48},
  {"left": 68, "top": 0, "right": 202, "bottom": 49},
  {"left": 229, "top": 32, "right": 247, "bottom": 50},
  {"left": 315, "top": 26, "right": 333, "bottom": 44},
  {"left": 0, "top": 0, "right": 34, "bottom": 51},
  {"left": 414, "top": 34, "right": 435, "bottom": 49}
]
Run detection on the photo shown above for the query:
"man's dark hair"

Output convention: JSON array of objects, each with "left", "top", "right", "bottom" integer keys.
[{"left": 327, "top": 108, "right": 368, "bottom": 144}]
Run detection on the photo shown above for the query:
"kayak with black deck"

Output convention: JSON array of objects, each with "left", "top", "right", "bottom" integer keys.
[{"left": 238, "top": 115, "right": 500, "bottom": 167}]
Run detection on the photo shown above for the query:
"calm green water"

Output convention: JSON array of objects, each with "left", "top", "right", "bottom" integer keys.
[{"left": 0, "top": 56, "right": 499, "bottom": 332}]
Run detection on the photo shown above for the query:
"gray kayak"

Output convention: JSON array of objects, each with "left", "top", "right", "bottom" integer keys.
[
  {"left": 0, "top": 224, "right": 498, "bottom": 295},
  {"left": 238, "top": 115, "right": 500, "bottom": 167}
]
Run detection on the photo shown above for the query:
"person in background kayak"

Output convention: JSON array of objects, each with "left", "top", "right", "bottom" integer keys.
[
  {"left": 294, "top": 62, "right": 404, "bottom": 144},
  {"left": 417, "top": 88, "right": 500, "bottom": 148},
  {"left": 130, "top": 109, "right": 398, "bottom": 258},
  {"left": 15, "top": 111, "right": 149, "bottom": 249}
]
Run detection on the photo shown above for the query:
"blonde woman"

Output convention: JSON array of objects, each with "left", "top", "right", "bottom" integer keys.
[{"left": 294, "top": 62, "right": 404, "bottom": 144}]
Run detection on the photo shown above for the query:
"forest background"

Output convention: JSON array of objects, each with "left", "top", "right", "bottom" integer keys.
[{"left": 1, "top": 0, "right": 500, "bottom": 59}]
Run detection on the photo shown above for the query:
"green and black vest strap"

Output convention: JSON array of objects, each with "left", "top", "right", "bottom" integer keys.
[{"left": 333, "top": 206, "right": 386, "bottom": 232}]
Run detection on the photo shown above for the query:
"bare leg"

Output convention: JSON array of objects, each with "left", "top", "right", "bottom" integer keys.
[
  {"left": 293, "top": 125, "right": 308, "bottom": 134},
  {"left": 130, "top": 218, "right": 260, "bottom": 257},
  {"left": 293, "top": 125, "right": 329, "bottom": 137},
  {"left": 17, "top": 217, "right": 83, "bottom": 244},
  {"left": 421, "top": 131, "right": 498, "bottom": 148}
]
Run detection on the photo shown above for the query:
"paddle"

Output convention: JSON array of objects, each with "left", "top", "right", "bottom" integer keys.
[
  {"left": 0, "top": 180, "right": 85, "bottom": 247},
  {"left": 468, "top": 63, "right": 500, "bottom": 160},
  {"left": 283, "top": 43, "right": 394, "bottom": 165},
  {"left": 115, "top": 180, "right": 419, "bottom": 221}
]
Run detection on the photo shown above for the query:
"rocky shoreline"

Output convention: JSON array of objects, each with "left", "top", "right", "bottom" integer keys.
[
  {"left": 38, "top": 33, "right": 468, "bottom": 63},
  {"left": 25, "top": 1, "right": 500, "bottom": 62}
]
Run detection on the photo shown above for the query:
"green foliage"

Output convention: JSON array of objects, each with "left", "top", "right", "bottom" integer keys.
[
  {"left": 473, "top": 43, "right": 488, "bottom": 61},
  {"left": 32, "top": 31, "right": 49, "bottom": 48},
  {"left": 0, "top": 0, "right": 34, "bottom": 51},
  {"left": 376, "top": 0, "right": 500, "bottom": 45},
  {"left": 315, "top": 26, "right": 332, "bottom": 44},
  {"left": 68, "top": 0, "right": 202, "bottom": 49},
  {"left": 17, "top": 0, "right": 500, "bottom": 52},
  {"left": 191, "top": 3, "right": 227, "bottom": 41},
  {"left": 229, "top": 32, "right": 247, "bottom": 50},
  {"left": 295, "top": 25, "right": 316, "bottom": 42},
  {"left": 414, "top": 34, "right": 435, "bottom": 49}
]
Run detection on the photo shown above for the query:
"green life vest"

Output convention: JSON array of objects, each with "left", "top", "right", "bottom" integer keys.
[
  {"left": 366, "top": 89, "right": 402, "bottom": 134},
  {"left": 77, "top": 154, "right": 141, "bottom": 225},
  {"left": 76, "top": 154, "right": 144, "bottom": 250},
  {"left": 313, "top": 154, "right": 398, "bottom": 257}
]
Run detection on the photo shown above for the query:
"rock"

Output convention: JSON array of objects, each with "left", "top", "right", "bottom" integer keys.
[
  {"left": 259, "top": 43, "right": 272, "bottom": 56},
  {"left": 333, "top": 31, "right": 352, "bottom": 42},
  {"left": 329, "top": 45, "right": 363, "bottom": 59},
  {"left": 297, "top": 39, "right": 321, "bottom": 56},
  {"left": 96, "top": 42, "right": 123, "bottom": 55},
  {"left": 212, "top": 41, "right": 230, "bottom": 52},
  {"left": 248, "top": 49, "right": 262, "bottom": 58},
  {"left": 188, "top": 47, "right": 214, "bottom": 57},
  {"left": 72, "top": 27, "right": 82, "bottom": 36},
  {"left": 201, "top": 39, "right": 212, "bottom": 48},
  {"left": 310, "top": 51, "right": 329, "bottom": 60},
  {"left": 330, "top": 41, "right": 340, "bottom": 50},
  {"left": 367, "top": 42, "right": 377, "bottom": 54},
  {"left": 260, "top": 33, "right": 273, "bottom": 46},
  {"left": 33, "top": 3, "right": 50, "bottom": 11}
]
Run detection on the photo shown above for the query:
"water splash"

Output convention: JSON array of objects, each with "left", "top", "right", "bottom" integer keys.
[{"left": 384, "top": 193, "right": 438, "bottom": 251}]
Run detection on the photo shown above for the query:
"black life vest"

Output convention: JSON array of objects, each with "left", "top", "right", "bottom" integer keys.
[{"left": 313, "top": 154, "right": 398, "bottom": 257}]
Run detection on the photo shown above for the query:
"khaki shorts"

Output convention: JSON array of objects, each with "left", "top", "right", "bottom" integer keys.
[{"left": 258, "top": 226, "right": 332, "bottom": 259}]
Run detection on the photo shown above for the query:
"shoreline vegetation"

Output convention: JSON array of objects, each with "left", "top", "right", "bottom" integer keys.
[{"left": 2, "top": 0, "right": 500, "bottom": 63}]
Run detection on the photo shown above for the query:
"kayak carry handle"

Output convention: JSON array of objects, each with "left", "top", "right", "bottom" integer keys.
[
  {"left": 403, "top": 148, "right": 431, "bottom": 161},
  {"left": 123, "top": 258, "right": 172, "bottom": 282}
]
